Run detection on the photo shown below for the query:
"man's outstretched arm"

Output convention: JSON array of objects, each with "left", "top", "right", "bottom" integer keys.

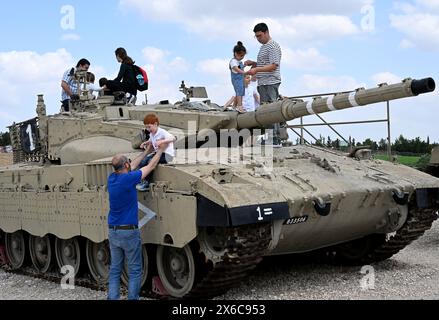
[{"left": 139, "top": 145, "right": 168, "bottom": 180}]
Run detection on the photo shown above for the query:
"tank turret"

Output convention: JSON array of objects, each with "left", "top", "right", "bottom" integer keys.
[{"left": 10, "top": 77, "right": 435, "bottom": 166}]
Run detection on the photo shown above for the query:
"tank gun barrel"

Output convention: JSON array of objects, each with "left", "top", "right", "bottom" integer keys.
[{"left": 236, "top": 77, "right": 435, "bottom": 129}]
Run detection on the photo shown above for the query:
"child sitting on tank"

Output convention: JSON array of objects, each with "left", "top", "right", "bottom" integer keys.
[
  {"left": 85, "top": 72, "right": 103, "bottom": 98},
  {"left": 136, "top": 114, "right": 176, "bottom": 191},
  {"left": 98, "top": 77, "right": 136, "bottom": 104}
]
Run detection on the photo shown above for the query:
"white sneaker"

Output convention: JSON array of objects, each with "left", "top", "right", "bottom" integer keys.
[{"left": 127, "top": 95, "right": 137, "bottom": 105}]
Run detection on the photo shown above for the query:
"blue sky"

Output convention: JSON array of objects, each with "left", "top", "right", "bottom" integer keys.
[{"left": 0, "top": 0, "right": 438, "bottom": 142}]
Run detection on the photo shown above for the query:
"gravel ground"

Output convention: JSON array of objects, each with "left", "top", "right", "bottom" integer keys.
[
  {"left": 0, "top": 153, "right": 12, "bottom": 167},
  {"left": 1, "top": 220, "right": 438, "bottom": 300}
]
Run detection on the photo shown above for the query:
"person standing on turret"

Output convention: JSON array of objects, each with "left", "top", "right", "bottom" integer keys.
[
  {"left": 229, "top": 41, "right": 248, "bottom": 113},
  {"left": 245, "top": 23, "right": 283, "bottom": 146}
]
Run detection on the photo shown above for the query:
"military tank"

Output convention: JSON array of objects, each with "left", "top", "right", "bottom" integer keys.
[
  {"left": 425, "top": 146, "right": 439, "bottom": 178},
  {"left": 0, "top": 74, "right": 438, "bottom": 298}
]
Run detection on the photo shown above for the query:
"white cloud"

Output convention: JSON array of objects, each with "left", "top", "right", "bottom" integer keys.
[
  {"left": 0, "top": 49, "right": 76, "bottom": 131},
  {"left": 0, "top": 49, "right": 73, "bottom": 83},
  {"left": 196, "top": 58, "right": 234, "bottom": 103},
  {"left": 292, "top": 74, "right": 364, "bottom": 96},
  {"left": 138, "top": 47, "right": 191, "bottom": 103},
  {"left": 283, "top": 48, "right": 332, "bottom": 71},
  {"left": 197, "top": 59, "right": 229, "bottom": 78},
  {"left": 400, "top": 39, "right": 415, "bottom": 48},
  {"left": 120, "top": 0, "right": 373, "bottom": 18},
  {"left": 390, "top": 1, "right": 439, "bottom": 50},
  {"left": 179, "top": 15, "right": 360, "bottom": 45},
  {"left": 169, "top": 57, "right": 191, "bottom": 73},
  {"left": 142, "top": 47, "right": 169, "bottom": 64},
  {"left": 0, "top": 49, "right": 107, "bottom": 132},
  {"left": 273, "top": 15, "right": 359, "bottom": 44},
  {"left": 417, "top": 0, "right": 439, "bottom": 11},
  {"left": 61, "top": 33, "right": 81, "bottom": 41},
  {"left": 371, "top": 72, "right": 402, "bottom": 85},
  {"left": 120, "top": 0, "right": 363, "bottom": 45}
]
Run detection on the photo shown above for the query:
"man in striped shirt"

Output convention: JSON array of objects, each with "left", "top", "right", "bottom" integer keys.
[
  {"left": 61, "top": 58, "right": 90, "bottom": 112},
  {"left": 246, "top": 23, "right": 283, "bottom": 146}
]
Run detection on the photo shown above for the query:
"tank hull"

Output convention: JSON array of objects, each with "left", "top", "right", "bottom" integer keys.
[{"left": 1, "top": 145, "right": 438, "bottom": 254}]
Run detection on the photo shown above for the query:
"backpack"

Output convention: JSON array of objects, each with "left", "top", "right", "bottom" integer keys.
[{"left": 132, "top": 65, "right": 149, "bottom": 91}]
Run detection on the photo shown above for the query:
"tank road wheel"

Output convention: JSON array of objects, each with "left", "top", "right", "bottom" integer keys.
[
  {"left": 156, "top": 244, "right": 196, "bottom": 298},
  {"left": 121, "top": 245, "right": 149, "bottom": 288},
  {"left": 29, "top": 235, "right": 53, "bottom": 273},
  {"left": 86, "top": 240, "right": 110, "bottom": 286},
  {"left": 55, "top": 237, "right": 82, "bottom": 276},
  {"left": 197, "top": 227, "right": 229, "bottom": 264},
  {"left": 5, "top": 231, "right": 27, "bottom": 270}
]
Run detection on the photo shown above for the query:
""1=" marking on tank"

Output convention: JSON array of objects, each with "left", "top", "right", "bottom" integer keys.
[{"left": 257, "top": 207, "right": 273, "bottom": 221}]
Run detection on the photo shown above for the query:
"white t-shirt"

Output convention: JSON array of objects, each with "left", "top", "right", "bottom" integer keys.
[
  {"left": 243, "top": 84, "right": 260, "bottom": 112},
  {"left": 149, "top": 127, "right": 175, "bottom": 157},
  {"left": 86, "top": 83, "right": 102, "bottom": 93},
  {"left": 229, "top": 58, "right": 243, "bottom": 74},
  {"left": 86, "top": 83, "right": 103, "bottom": 98}
]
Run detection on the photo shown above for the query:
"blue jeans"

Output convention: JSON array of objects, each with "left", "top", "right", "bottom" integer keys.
[
  {"left": 108, "top": 229, "right": 142, "bottom": 300},
  {"left": 138, "top": 153, "right": 168, "bottom": 183}
]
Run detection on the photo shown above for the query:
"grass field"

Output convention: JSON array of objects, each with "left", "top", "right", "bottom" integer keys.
[{"left": 374, "top": 154, "right": 421, "bottom": 167}]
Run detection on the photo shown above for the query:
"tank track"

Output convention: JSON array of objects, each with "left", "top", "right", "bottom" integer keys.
[
  {"left": 328, "top": 206, "right": 438, "bottom": 265},
  {"left": 186, "top": 224, "right": 272, "bottom": 299},
  {"left": 0, "top": 264, "right": 107, "bottom": 293},
  {"left": 0, "top": 224, "right": 271, "bottom": 299},
  {"left": 0, "top": 263, "right": 171, "bottom": 299}
]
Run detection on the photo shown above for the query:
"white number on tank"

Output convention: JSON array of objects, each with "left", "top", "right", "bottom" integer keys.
[
  {"left": 257, "top": 207, "right": 263, "bottom": 221},
  {"left": 26, "top": 124, "right": 36, "bottom": 151},
  {"left": 257, "top": 206, "right": 274, "bottom": 221}
]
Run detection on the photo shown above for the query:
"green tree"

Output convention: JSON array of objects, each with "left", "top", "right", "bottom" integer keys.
[
  {"left": 362, "top": 138, "right": 378, "bottom": 151},
  {"left": 326, "top": 136, "right": 332, "bottom": 148},
  {"left": 378, "top": 138, "right": 387, "bottom": 151},
  {"left": 0, "top": 132, "right": 11, "bottom": 146}
]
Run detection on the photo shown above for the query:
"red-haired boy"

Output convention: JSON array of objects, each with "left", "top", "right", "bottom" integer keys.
[{"left": 136, "top": 114, "right": 176, "bottom": 191}]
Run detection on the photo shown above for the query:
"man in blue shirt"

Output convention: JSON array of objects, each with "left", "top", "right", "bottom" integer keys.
[{"left": 107, "top": 144, "right": 166, "bottom": 300}]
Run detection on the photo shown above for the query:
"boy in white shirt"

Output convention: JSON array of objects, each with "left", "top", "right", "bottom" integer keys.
[
  {"left": 243, "top": 75, "right": 260, "bottom": 112},
  {"left": 136, "top": 114, "right": 176, "bottom": 191},
  {"left": 223, "top": 75, "right": 260, "bottom": 112},
  {"left": 85, "top": 73, "right": 103, "bottom": 98}
]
